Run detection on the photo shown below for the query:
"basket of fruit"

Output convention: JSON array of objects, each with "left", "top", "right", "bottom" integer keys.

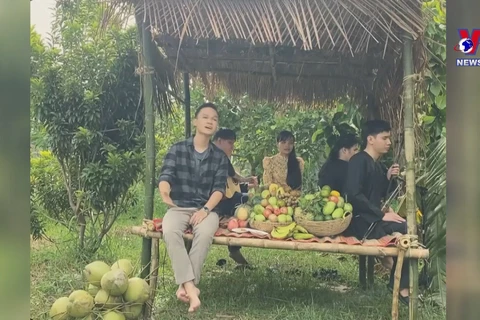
[
  {"left": 246, "top": 183, "right": 300, "bottom": 233},
  {"left": 294, "top": 185, "right": 354, "bottom": 237}
]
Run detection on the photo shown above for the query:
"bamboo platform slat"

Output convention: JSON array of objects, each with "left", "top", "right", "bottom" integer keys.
[{"left": 131, "top": 226, "right": 429, "bottom": 259}]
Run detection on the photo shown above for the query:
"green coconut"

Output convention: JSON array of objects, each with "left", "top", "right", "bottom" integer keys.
[
  {"left": 123, "top": 277, "right": 149, "bottom": 303},
  {"left": 66, "top": 290, "right": 94, "bottom": 318},
  {"left": 94, "top": 289, "right": 124, "bottom": 310},
  {"left": 49, "top": 296, "right": 70, "bottom": 320},
  {"left": 83, "top": 260, "right": 111, "bottom": 286},
  {"left": 111, "top": 259, "right": 134, "bottom": 277},
  {"left": 102, "top": 310, "right": 126, "bottom": 320},
  {"left": 87, "top": 284, "right": 100, "bottom": 297},
  {"left": 122, "top": 304, "right": 143, "bottom": 319},
  {"left": 100, "top": 269, "right": 129, "bottom": 296}
]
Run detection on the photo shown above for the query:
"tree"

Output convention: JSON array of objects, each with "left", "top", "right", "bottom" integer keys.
[{"left": 31, "top": 0, "right": 144, "bottom": 254}]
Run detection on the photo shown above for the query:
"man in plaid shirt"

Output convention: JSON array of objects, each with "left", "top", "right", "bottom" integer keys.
[{"left": 158, "top": 103, "right": 229, "bottom": 313}]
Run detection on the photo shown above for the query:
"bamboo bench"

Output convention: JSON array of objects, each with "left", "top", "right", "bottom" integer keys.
[{"left": 130, "top": 225, "right": 429, "bottom": 317}]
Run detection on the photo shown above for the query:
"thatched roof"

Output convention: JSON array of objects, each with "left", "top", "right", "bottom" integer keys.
[{"left": 126, "top": 0, "right": 427, "bottom": 134}]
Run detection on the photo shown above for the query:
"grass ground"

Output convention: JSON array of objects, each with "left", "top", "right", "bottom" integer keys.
[{"left": 31, "top": 188, "right": 446, "bottom": 320}]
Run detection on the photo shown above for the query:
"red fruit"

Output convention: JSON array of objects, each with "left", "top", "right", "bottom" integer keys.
[
  {"left": 274, "top": 208, "right": 281, "bottom": 216},
  {"left": 329, "top": 196, "right": 339, "bottom": 203},
  {"left": 266, "top": 205, "right": 274, "bottom": 212},
  {"left": 238, "top": 220, "right": 248, "bottom": 228},
  {"left": 263, "top": 209, "right": 272, "bottom": 218},
  {"left": 227, "top": 219, "right": 239, "bottom": 231},
  {"left": 280, "top": 207, "right": 288, "bottom": 214}
]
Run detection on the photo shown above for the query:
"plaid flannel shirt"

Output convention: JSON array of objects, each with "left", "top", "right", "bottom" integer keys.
[{"left": 158, "top": 136, "right": 229, "bottom": 209}]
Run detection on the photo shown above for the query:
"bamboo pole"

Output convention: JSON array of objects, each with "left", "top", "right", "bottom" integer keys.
[
  {"left": 138, "top": 20, "right": 156, "bottom": 280},
  {"left": 130, "top": 227, "right": 429, "bottom": 259},
  {"left": 402, "top": 34, "right": 418, "bottom": 320},
  {"left": 184, "top": 73, "right": 191, "bottom": 138},
  {"left": 144, "top": 238, "right": 159, "bottom": 320}
]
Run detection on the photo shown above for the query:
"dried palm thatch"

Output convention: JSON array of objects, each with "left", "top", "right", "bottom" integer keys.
[{"left": 116, "top": 0, "right": 426, "bottom": 133}]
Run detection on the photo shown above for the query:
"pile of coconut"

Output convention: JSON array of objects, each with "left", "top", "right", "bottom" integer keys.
[{"left": 49, "top": 259, "right": 150, "bottom": 320}]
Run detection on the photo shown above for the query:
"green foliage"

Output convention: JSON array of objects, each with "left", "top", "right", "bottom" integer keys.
[
  {"left": 183, "top": 84, "right": 361, "bottom": 179},
  {"left": 31, "top": 151, "right": 71, "bottom": 224},
  {"left": 416, "top": 137, "right": 446, "bottom": 306},
  {"left": 30, "top": 0, "right": 144, "bottom": 254},
  {"left": 420, "top": 0, "right": 446, "bottom": 142}
]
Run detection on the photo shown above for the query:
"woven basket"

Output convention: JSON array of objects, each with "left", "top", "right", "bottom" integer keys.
[
  {"left": 249, "top": 220, "right": 292, "bottom": 233},
  {"left": 296, "top": 213, "right": 353, "bottom": 237}
]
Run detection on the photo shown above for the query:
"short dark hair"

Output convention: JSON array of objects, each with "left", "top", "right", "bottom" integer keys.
[
  {"left": 361, "top": 120, "right": 391, "bottom": 146},
  {"left": 195, "top": 102, "right": 218, "bottom": 118},
  {"left": 213, "top": 128, "right": 236, "bottom": 141}
]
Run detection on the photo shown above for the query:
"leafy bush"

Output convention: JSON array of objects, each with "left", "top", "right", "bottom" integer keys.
[{"left": 30, "top": 0, "right": 145, "bottom": 254}]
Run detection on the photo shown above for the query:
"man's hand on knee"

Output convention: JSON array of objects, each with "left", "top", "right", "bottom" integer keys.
[{"left": 190, "top": 209, "right": 208, "bottom": 226}]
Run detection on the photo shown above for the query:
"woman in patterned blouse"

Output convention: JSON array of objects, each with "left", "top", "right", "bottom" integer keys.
[{"left": 262, "top": 130, "right": 305, "bottom": 190}]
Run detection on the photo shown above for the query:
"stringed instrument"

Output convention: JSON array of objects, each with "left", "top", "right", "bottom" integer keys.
[{"left": 225, "top": 176, "right": 241, "bottom": 199}]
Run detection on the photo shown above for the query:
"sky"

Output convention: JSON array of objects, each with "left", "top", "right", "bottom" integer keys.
[{"left": 30, "top": 0, "right": 56, "bottom": 38}]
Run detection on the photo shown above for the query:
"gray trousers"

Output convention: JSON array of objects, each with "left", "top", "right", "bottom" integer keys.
[{"left": 162, "top": 207, "right": 219, "bottom": 285}]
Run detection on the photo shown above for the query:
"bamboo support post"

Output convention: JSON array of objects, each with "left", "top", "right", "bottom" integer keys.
[
  {"left": 144, "top": 238, "right": 160, "bottom": 320},
  {"left": 391, "top": 235, "right": 415, "bottom": 319},
  {"left": 130, "top": 227, "right": 429, "bottom": 259},
  {"left": 184, "top": 72, "right": 191, "bottom": 138},
  {"left": 136, "top": 17, "right": 156, "bottom": 280},
  {"left": 402, "top": 33, "right": 418, "bottom": 320}
]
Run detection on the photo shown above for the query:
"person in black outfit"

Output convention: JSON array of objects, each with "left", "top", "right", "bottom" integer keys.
[
  {"left": 213, "top": 129, "right": 258, "bottom": 266},
  {"left": 317, "top": 133, "right": 360, "bottom": 192},
  {"left": 344, "top": 120, "right": 410, "bottom": 306}
]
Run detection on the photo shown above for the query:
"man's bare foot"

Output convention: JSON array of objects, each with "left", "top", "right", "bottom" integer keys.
[
  {"left": 188, "top": 296, "right": 201, "bottom": 313},
  {"left": 176, "top": 285, "right": 189, "bottom": 303},
  {"left": 184, "top": 281, "right": 201, "bottom": 313}
]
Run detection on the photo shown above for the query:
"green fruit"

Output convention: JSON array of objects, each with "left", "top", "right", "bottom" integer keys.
[
  {"left": 332, "top": 208, "right": 344, "bottom": 219},
  {"left": 254, "top": 214, "right": 266, "bottom": 222},
  {"left": 337, "top": 196, "right": 345, "bottom": 208},
  {"left": 277, "top": 214, "right": 288, "bottom": 223},
  {"left": 254, "top": 204, "right": 264, "bottom": 215},
  {"left": 321, "top": 185, "right": 332, "bottom": 193},
  {"left": 285, "top": 215, "right": 293, "bottom": 222},
  {"left": 314, "top": 215, "right": 325, "bottom": 221},
  {"left": 320, "top": 189, "right": 330, "bottom": 198},
  {"left": 268, "top": 197, "right": 278, "bottom": 206},
  {"left": 261, "top": 190, "right": 270, "bottom": 199},
  {"left": 344, "top": 203, "right": 353, "bottom": 213},
  {"left": 287, "top": 207, "right": 294, "bottom": 216},
  {"left": 322, "top": 201, "right": 336, "bottom": 215},
  {"left": 324, "top": 215, "right": 333, "bottom": 221}
]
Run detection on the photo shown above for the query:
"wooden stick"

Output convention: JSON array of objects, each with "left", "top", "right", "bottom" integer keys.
[
  {"left": 130, "top": 227, "right": 429, "bottom": 259},
  {"left": 144, "top": 238, "right": 159, "bottom": 320},
  {"left": 391, "top": 249, "right": 406, "bottom": 320}
]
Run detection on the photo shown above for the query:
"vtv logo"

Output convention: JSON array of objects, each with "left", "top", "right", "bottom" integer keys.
[{"left": 454, "top": 29, "right": 480, "bottom": 55}]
